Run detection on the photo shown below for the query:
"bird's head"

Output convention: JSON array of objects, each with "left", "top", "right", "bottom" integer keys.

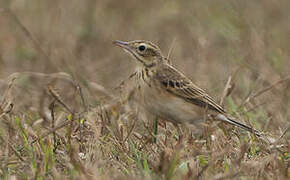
[{"left": 114, "top": 40, "right": 164, "bottom": 68}]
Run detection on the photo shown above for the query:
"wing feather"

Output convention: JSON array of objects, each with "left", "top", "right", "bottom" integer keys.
[{"left": 156, "top": 64, "right": 226, "bottom": 114}]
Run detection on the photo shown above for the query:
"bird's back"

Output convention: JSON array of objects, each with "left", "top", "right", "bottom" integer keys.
[{"left": 154, "top": 62, "right": 226, "bottom": 114}]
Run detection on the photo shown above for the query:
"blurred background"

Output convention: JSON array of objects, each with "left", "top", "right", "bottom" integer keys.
[
  {"left": 0, "top": 0, "right": 289, "bottom": 130},
  {"left": 0, "top": 0, "right": 289, "bottom": 179},
  {"left": 1, "top": 0, "right": 289, "bottom": 131}
]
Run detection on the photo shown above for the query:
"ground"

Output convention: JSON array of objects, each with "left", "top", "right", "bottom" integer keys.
[{"left": 0, "top": 0, "right": 289, "bottom": 179}]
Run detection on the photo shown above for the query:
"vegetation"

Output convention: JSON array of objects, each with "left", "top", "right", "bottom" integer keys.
[{"left": 0, "top": 0, "right": 289, "bottom": 179}]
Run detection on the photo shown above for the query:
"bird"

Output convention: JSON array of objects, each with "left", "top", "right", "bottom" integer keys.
[{"left": 113, "top": 40, "right": 261, "bottom": 137}]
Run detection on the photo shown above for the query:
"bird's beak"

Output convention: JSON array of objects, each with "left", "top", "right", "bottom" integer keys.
[{"left": 113, "top": 40, "right": 129, "bottom": 49}]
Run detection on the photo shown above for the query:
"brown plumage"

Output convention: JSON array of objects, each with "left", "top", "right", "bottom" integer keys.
[{"left": 114, "top": 40, "right": 261, "bottom": 136}]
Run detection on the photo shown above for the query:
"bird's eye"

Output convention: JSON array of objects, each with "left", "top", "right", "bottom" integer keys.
[{"left": 138, "top": 45, "right": 146, "bottom": 51}]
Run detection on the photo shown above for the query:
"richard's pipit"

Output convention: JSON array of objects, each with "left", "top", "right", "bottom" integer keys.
[{"left": 114, "top": 40, "right": 261, "bottom": 136}]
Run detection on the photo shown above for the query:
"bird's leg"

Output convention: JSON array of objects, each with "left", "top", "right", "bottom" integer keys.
[
  {"left": 153, "top": 116, "right": 159, "bottom": 143},
  {"left": 173, "top": 123, "right": 184, "bottom": 145}
]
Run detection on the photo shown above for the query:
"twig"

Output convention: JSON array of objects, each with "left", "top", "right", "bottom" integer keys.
[
  {"left": 123, "top": 113, "right": 137, "bottom": 144},
  {"left": 0, "top": 136, "right": 24, "bottom": 162},
  {"left": 28, "top": 116, "right": 79, "bottom": 147},
  {"left": 166, "top": 38, "right": 176, "bottom": 64},
  {"left": 195, "top": 164, "right": 209, "bottom": 180},
  {"left": 48, "top": 85, "right": 73, "bottom": 114},
  {"left": 212, "top": 172, "right": 241, "bottom": 180},
  {"left": 272, "top": 124, "right": 290, "bottom": 146},
  {"left": 0, "top": 103, "right": 13, "bottom": 119},
  {"left": 242, "top": 101, "right": 269, "bottom": 114},
  {"left": 76, "top": 83, "right": 88, "bottom": 113},
  {"left": 1, "top": 74, "right": 17, "bottom": 108},
  {"left": 49, "top": 100, "right": 57, "bottom": 152},
  {"left": 4, "top": 8, "right": 53, "bottom": 70},
  {"left": 220, "top": 68, "right": 240, "bottom": 106},
  {"left": 220, "top": 76, "right": 233, "bottom": 106},
  {"left": 8, "top": 141, "right": 25, "bottom": 162},
  {"left": 239, "top": 75, "right": 262, "bottom": 108},
  {"left": 242, "top": 75, "right": 290, "bottom": 106}
]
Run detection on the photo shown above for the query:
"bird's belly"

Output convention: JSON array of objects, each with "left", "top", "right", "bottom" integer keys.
[{"left": 141, "top": 84, "right": 205, "bottom": 125}]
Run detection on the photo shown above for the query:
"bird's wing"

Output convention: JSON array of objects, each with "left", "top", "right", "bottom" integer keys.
[{"left": 156, "top": 64, "right": 226, "bottom": 114}]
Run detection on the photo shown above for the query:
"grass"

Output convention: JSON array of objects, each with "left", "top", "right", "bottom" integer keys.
[{"left": 0, "top": 0, "right": 290, "bottom": 179}]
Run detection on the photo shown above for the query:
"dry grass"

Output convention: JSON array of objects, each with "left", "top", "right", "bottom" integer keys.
[{"left": 0, "top": 0, "right": 289, "bottom": 179}]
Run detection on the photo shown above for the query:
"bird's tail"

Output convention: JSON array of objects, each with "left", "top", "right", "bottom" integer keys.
[{"left": 216, "top": 114, "right": 261, "bottom": 137}]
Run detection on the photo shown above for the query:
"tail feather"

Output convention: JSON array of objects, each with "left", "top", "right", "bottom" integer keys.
[{"left": 216, "top": 114, "right": 261, "bottom": 137}]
